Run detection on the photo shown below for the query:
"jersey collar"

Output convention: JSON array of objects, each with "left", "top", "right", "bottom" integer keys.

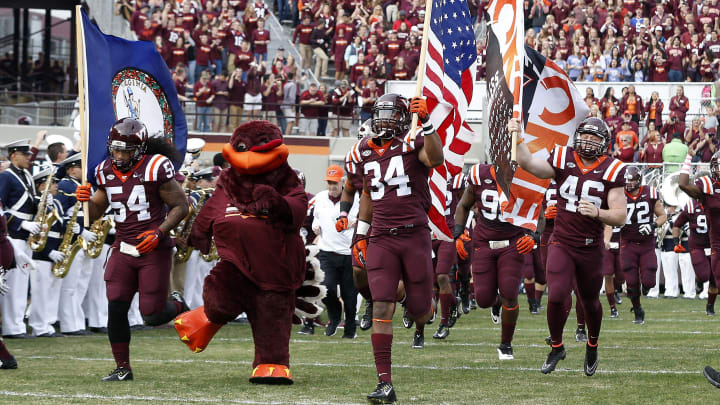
[{"left": 112, "top": 155, "right": 147, "bottom": 183}]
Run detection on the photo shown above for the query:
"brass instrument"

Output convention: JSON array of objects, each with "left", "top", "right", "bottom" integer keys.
[
  {"left": 200, "top": 239, "right": 218, "bottom": 262},
  {"left": 52, "top": 201, "right": 85, "bottom": 278},
  {"left": 28, "top": 168, "right": 59, "bottom": 251},
  {"left": 83, "top": 216, "right": 115, "bottom": 258},
  {"left": 660, "top": 172, "right": 691, "bottom": 209},
  {"left": 173, "top": 189, "right": 210, "bottom": 263}
]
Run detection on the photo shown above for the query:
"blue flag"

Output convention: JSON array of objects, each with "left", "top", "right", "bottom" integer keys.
[{"left": 81, "top": 10, "right": 187, "bottom": 181}]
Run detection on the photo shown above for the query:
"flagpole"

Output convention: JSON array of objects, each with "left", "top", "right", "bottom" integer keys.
[
  {"left": 410, "top": 0, "right": 435, "bottom": 142},
  {"left": 75, "top": 5, "right": 89, "bottom": 227}
]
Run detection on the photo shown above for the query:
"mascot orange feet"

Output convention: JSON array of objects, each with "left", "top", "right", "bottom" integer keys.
[
  {"left": 249, "top": 364, "right": 293, "bottom": 385},
  {"left": 174, "top": 307, "right": 222, "bottom": 353}
]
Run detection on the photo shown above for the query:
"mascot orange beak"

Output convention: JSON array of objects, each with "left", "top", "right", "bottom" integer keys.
[{"left": 222, "top": 139, "right": 289, "bottom": 175}]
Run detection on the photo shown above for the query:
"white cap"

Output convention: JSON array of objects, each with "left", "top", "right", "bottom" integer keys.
[
  {"left": 3, "top": 139, "right": 32, "bottom": 154},
  {"left": 187, "top": 138, "right": 206, "bottom": 154},
  {"left": 46, "top": 134, "right": 73, "bottom": 151},
  {"left": 32, "top": 165, "right": 56, "bottom": 182}
]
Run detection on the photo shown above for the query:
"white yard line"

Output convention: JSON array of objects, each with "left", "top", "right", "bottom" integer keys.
[{"left": 21, "top": 355, "right": 703, "bottom": 375}]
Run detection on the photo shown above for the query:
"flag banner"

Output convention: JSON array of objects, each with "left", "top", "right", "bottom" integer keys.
[
  {"left": 423, "top": 0, "right": 479, "bottom": 241},
  {"left": 485, "top": 0, "right": 524, "bottom": 200},
  {"left": 80, "top": 10, "right": 187, "bottom": 181},
  {"left": 499, "top": 46, "right": 590, "bottom": 230}
]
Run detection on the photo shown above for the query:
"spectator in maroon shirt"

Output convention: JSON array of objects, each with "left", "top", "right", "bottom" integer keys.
[
  {"left": 226, "top": 19, "right": 247, "bottom": 73},
  {"left": 620, "top": 85, "right": 644, "bottom": 124},
  {"left": 244, "top": 62, "right": 266, "bottom": 119},
  {"left": 398, "top": 40, "right": 420, "bottom": 75},
  {"left": 211, "top": 70, "right": 230, "bottom": 133},
  {"left": 194, "top": 33, "right": 216, "bottom": 82},
  {"left": 193, "top": 70, "right": 215, "bottom": 132},
  {"left": 669, "top": 85, "right": 690, "bottom": 122},
  {"left": 389, "top": 57, "right": 410, "bottom": 80},
  {"left": 251, "top": 18, "right": 271, "bottom": 62},
  {"left": 298, "top": 83, "right": 325, "bottom": 136},
  {"left": 180, "top": 2, "right": 198, "bottom": 31},
  {"left": 168, "top": 35, "right": 189, "bottom": 70},
  {"left": 234, "top": 40, "right": 254, "bottom": 80},
  {"left": 640, "top": 129, "right": 665, "bottom": 166},
  {"left": 685, "top": 118, "right": 707, "bottom": 147},
  {"left": 333, "top": 27, "right": 350, "bottom": 80},
  {"left": 690, "top": 128, "right": 718, "bottom": 163},
  {"left": 359, "top": 78, "right": 382, "bottom": 122},
  {"left": 173, "top": 65, "right": 191, "bottom": 102},
  {"left": 261, "top": 72, "right": 283, "bottom": 124},
  {"left": 660, "top": 111, "right": 687, "bottom": 143},
  {"left": 137, "top": 18, "right": 157, "bottom": 42},
  {"left": 665, "top": 37, "right": 687, "bottom": 82},
  {"left": 604, "top": 105, "right": 624, "bottom": 146},
  {"left": 349, "top": 52, "right": 367, "bottom": 85},
  {"left": 228, "top": 67, "right": 246, "bottom": 130},
  {"left": 329, "top": 79, "right": 356, "bottom": 137},
  {"left": 648, "top": 51, "right": 670, "bottom": 82},
  {"left": 293, "top": 14, "right": 315, "bottom": 71},
  {"left": 130, "top": 3, "right": 150, "bottom": 35}
]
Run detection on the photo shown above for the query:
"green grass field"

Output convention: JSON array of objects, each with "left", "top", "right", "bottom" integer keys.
[{"left": 1, "top": 296, "right": 719, "bottom": 404}]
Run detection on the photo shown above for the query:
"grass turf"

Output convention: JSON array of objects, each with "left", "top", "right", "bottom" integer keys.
[{"left": 1, "top": 296, "right": 719, "bottom": 404}]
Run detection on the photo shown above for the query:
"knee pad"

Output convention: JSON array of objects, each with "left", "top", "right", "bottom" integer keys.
[
  {"left": 108, "top": 300, "right": 131, "bottom": 319},
  {"left": 142, "top": 301, "right": 176, "bottom": 326},
  {"left": 626, "top": 287, "right": 639, "bottom": 299},
  {"left": 108, "top": 301, "right": 131, "bottom": 343}
]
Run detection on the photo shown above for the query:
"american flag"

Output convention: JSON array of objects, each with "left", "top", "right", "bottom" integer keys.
[{"left": 422, "top": 0, "right": 478, "bottom": 241}]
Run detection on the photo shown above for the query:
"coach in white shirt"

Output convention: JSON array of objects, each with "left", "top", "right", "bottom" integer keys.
[{"left": 312, "top": 164, "right": 360, "bottom": 339}]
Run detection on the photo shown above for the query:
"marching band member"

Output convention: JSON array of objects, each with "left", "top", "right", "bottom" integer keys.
[
  {"left": 0, "top": 139, "right": 39, "bottom": 338},
  {"left": 27, "top": 167, "right": 65, "bottom": 337},
  {"left": 183, "top": 167, "right": 215, "bottom": 309},
  {"left": 56, "top": 153, "right": 98, "bottom": 335}
]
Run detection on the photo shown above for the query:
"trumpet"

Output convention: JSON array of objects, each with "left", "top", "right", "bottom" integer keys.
[
  {"left": 83, "top": 217, "right": 115, "bottom": 258},
  {"left": 28, "top": 168, "right": 59, "bottom": 251},
  {"left": 200, "top": 239, "right": 218, "bottom": 262},
  {"left": 52, "top": 201, "right": 85, "bottom": 278},
  {"left": 173, "top": 189, "right": 211, "bottom": 263}
]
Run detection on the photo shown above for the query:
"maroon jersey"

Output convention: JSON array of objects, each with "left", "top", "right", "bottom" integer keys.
[
  {"left": 344, "top": 147, "right": 365, "bottom": 192},
  {"left": 444, "top": 172, "right": 465, "bottom": 229},
  {"left": 467, "top": 164, "right": 523, "bottom": 241},
  {"left": 542, "top": 180, "right": 558, "bottom": 233},
  {"left": 251, "top": 29, "right": 270, "bottom": 54},
  {"left": 674, "top": 200, "right": 710, "bottom": 250},
  {"left": 94, "top": 154, "right": 175, "bottom": 249},
  {"left": 348, "top": 131, "right": 430, "bottom": 230},
  {"left": 693, "top": 175, "right": 720, "bottom": 248},
  {"left": 546, "top": 146, "right": 626, "bottom": 247},
  {"left": 620, "top": 186, "right": 659, "bottom": 244}
]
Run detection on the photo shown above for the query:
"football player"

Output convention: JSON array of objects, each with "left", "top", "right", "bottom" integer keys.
[
  {"left": 511, "top": 116, "right": 627, "bottom": 376},
  {"left": 673, "top": 199, "right": 717, "bottom": 315},
  {"left": 0, "top": 202, "right": 18, "bottom": 368},
  {"left": 75, "top": 118, "right": 189, "bottom": 381},
  {"left": 602, "top": 225, "right": 623, "bottom": 318},
  {"left": 347, "top": 94, "right": 443, "bottom": 404},
  {"left": 455, "top": 164, "right": 535, "bottom": 360},
  {"left": 679, "top": 152, "right": 720, "bottom": 291},
  {"left": 619, "top": 166, "right": 666, "bottom": 324}
]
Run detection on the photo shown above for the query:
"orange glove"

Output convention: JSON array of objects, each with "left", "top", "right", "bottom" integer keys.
[
  {"left": 335, "top": 215, "right": 348, "bottom": 232},
  {"left": 673, "top": 244, "right": 687, "bottom": 253},
  {"left": 544, "top": 204, "right": 557, "bottom": 220},
  {"left": 456, "top": 238, "right": 469, "bottom": 260},
  {"left": 136, "top": 229, "right": 164, "bottom": 254},
  {"left": 352, "top": 238, "right": 368, "bottom": 267},
  {"left": 516, "top": 235, "right": 535, "bottom": 255},
  {"left": 460, "top": 229, "right": 471, "bottom": 242},
  {"left": 75, "top": 184, "right": 92, "bottom": 202},
  {"left": 409, "top": 97, "right": 429, "bottom": 123}
]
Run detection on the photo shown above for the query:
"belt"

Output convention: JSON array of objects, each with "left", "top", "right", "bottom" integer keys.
[
  {"left": 375, "top": 224, "right": 425, "bottom": 236},
  {"left": 8, "top": 210, "right": 32, "bottom": 221},
  {"left": 488, "top": 240, "right": 510, "bottom": 250}
]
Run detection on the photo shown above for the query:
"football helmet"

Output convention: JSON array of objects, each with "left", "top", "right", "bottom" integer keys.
[
  {"left": 107, "top": 117, "right": 148, "bottom": 172},
  {"left": 371, "top": 93, "right": 410, "bottom": 140},
  {"left": 573, "top": 117, "right": 610, "bottom": 159},
  {"left": 711, "top": 151, "right": 720, "bottom": 183},
  {"left": 624, "top": 165, "right": 642, "bottom": 193}
]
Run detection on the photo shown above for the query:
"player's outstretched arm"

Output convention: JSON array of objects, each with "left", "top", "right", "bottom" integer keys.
[
  {"left": 653, "top": 199, "right": 667, "bottom": 227},
  {"left": 410, "top": 97, "right": 444, "bottom": 168},
  {"left": 678, "top": 155, "right": 704, "bottom": 200},
  {"left": 509, "top": 119, "right": 555, "bottom": 180},
  {"left": 158, "top": 179, "right": 190, "bottom": 236}
]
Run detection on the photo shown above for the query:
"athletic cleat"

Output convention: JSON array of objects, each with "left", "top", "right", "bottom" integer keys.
[
  {"left": 641, "top": 286, "right": 650, "bottom": 296},
  {"left": 610, "top": 307, "right": 619, "bottom": 318},
  {"left": 366, "top": 381, "right": 397, "bottom": 404},
  {"left": 448, "top": 300, "right": 460, "bottom": 328},
  {"left": 575, "top": 327, "right": 587, "bottom": 342},
  {"left": 490, "top": 303, "right": 501, "bottom": 325},
  {"left": 360, "top": 301, "right": 373, "bottom": 331},
  {"left": 631, "top": 307, "right": 645, "bottom": 324},
  {"left": 459, "top": 287, "right": 471, "bottom": 314},
  {"left": 704, "top": 366, "right": 720, "bottom": 389},
  {"left": 497, "top": 343, "right": 514, "bottom": 360},
  {"left": 530, "top": 298, "right": 540, "bottom": 315},
  {"left": 249, "top": 363, "right": 293, "bottom": 385},
  {"left": 297, "top": 319, "right": 314, "bottom": 335},
  {"left": 615, "top": 292, "right": 623, "bottom": 305},
  {"left": 541, "top": 345, "right": 566, "bottom": 374},
  {"left": 325, "top": 321, "right": 339, "bottom": 337},
  {"left": 0, "top": 356, "right": 17, "bottom": 369},
  {"left": 170, "top": 291, "right": 190, "bottom": 313},
  {"left": 173, "top": 306, "right": 223, "bottom": 353},
  {"left": 101, "top": 367, "right": 133, "bottom": 382},
  {"left": 470, "top": 298, "right": 478, "bottom": 310},
  {"left": 544, "top": 335, "right": 552, "bottom": 346},
  {"left": 707, "top": 304, "right": 716, "bottom": 316},
  {"left": 401, "top": 305, "right": 413, "bottom": 329},
  {"left": 584, "top": 344, "right": 599, "bottom": 376},
  {"left": 433, "top": 324, "right": 450, "bottom": 340},
  {"left": 411, "top": 332, "right": 424, "bottom": 349}
]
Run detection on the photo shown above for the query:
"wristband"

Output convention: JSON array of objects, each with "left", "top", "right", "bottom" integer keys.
[
  {"left": 423, "top": 123, "right": 434, "bottom": 135},
  {"left": 338, "top": 211, "right": 348, "bottom": 218},
  {"left": 339, "top": 200, "right": 352, "bottom": 214},
  {"left": 680, "top": 154, "right": 693, "bottom": 175},
  {"left": 453, "top": 224, "right": 465, "bottom": 239},
  {"left": 356, "top": 220, "right": 370, "bottom": 235}
]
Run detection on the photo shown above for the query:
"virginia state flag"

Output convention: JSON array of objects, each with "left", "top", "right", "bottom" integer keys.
[{"left": 80, "top": 10, "right": 187, "bottom": 180}]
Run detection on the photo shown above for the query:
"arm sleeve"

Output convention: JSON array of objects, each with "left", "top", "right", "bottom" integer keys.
[{"left": 673, "top": 209, "right": 689, "bottom": 228}]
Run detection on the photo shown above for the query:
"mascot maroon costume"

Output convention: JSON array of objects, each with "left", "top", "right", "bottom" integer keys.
[{"left": 174, "top": 121, "right": 307, "bottom": 384}]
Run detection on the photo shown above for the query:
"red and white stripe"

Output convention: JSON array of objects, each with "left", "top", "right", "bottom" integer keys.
[
  {"left": 699, "top": 176, "right": 713, "bottom": 195},
  {"left": 602, "top": 160, "right": 625, "bottom": 182},
  {"left": 649, "top": 186, "right": 658, "bottom": 199},
  {"left": 144, "top": 154, "right": 168, "bottom": 182},
  {"left": 422, "top": 26, "right": 480, "bottom": 241}
]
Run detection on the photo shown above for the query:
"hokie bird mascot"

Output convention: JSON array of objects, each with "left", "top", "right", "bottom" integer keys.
[{"left": 174, "top": 121, "right": 313, "bottom": 384}]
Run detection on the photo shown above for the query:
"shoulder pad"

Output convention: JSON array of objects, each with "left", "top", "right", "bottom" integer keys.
[
  {"left": 468, "top": 164, "right": 483, "bottom": 186},
  {"left": 602, "top": 159, "right": 625, "bottom": 182},
  {"left": 552, "top": 146, "right": 569, "bottom": 169},
  {"left": 144, "top": 154, "right": 175, "bottom": 182},
  {"left": 697, "top": 176, "right": 714, "bottom": 195}
]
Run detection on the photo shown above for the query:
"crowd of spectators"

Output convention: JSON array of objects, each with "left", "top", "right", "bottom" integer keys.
[{"left": 116, "top": 0, "right": 720, "bottom": 144}]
